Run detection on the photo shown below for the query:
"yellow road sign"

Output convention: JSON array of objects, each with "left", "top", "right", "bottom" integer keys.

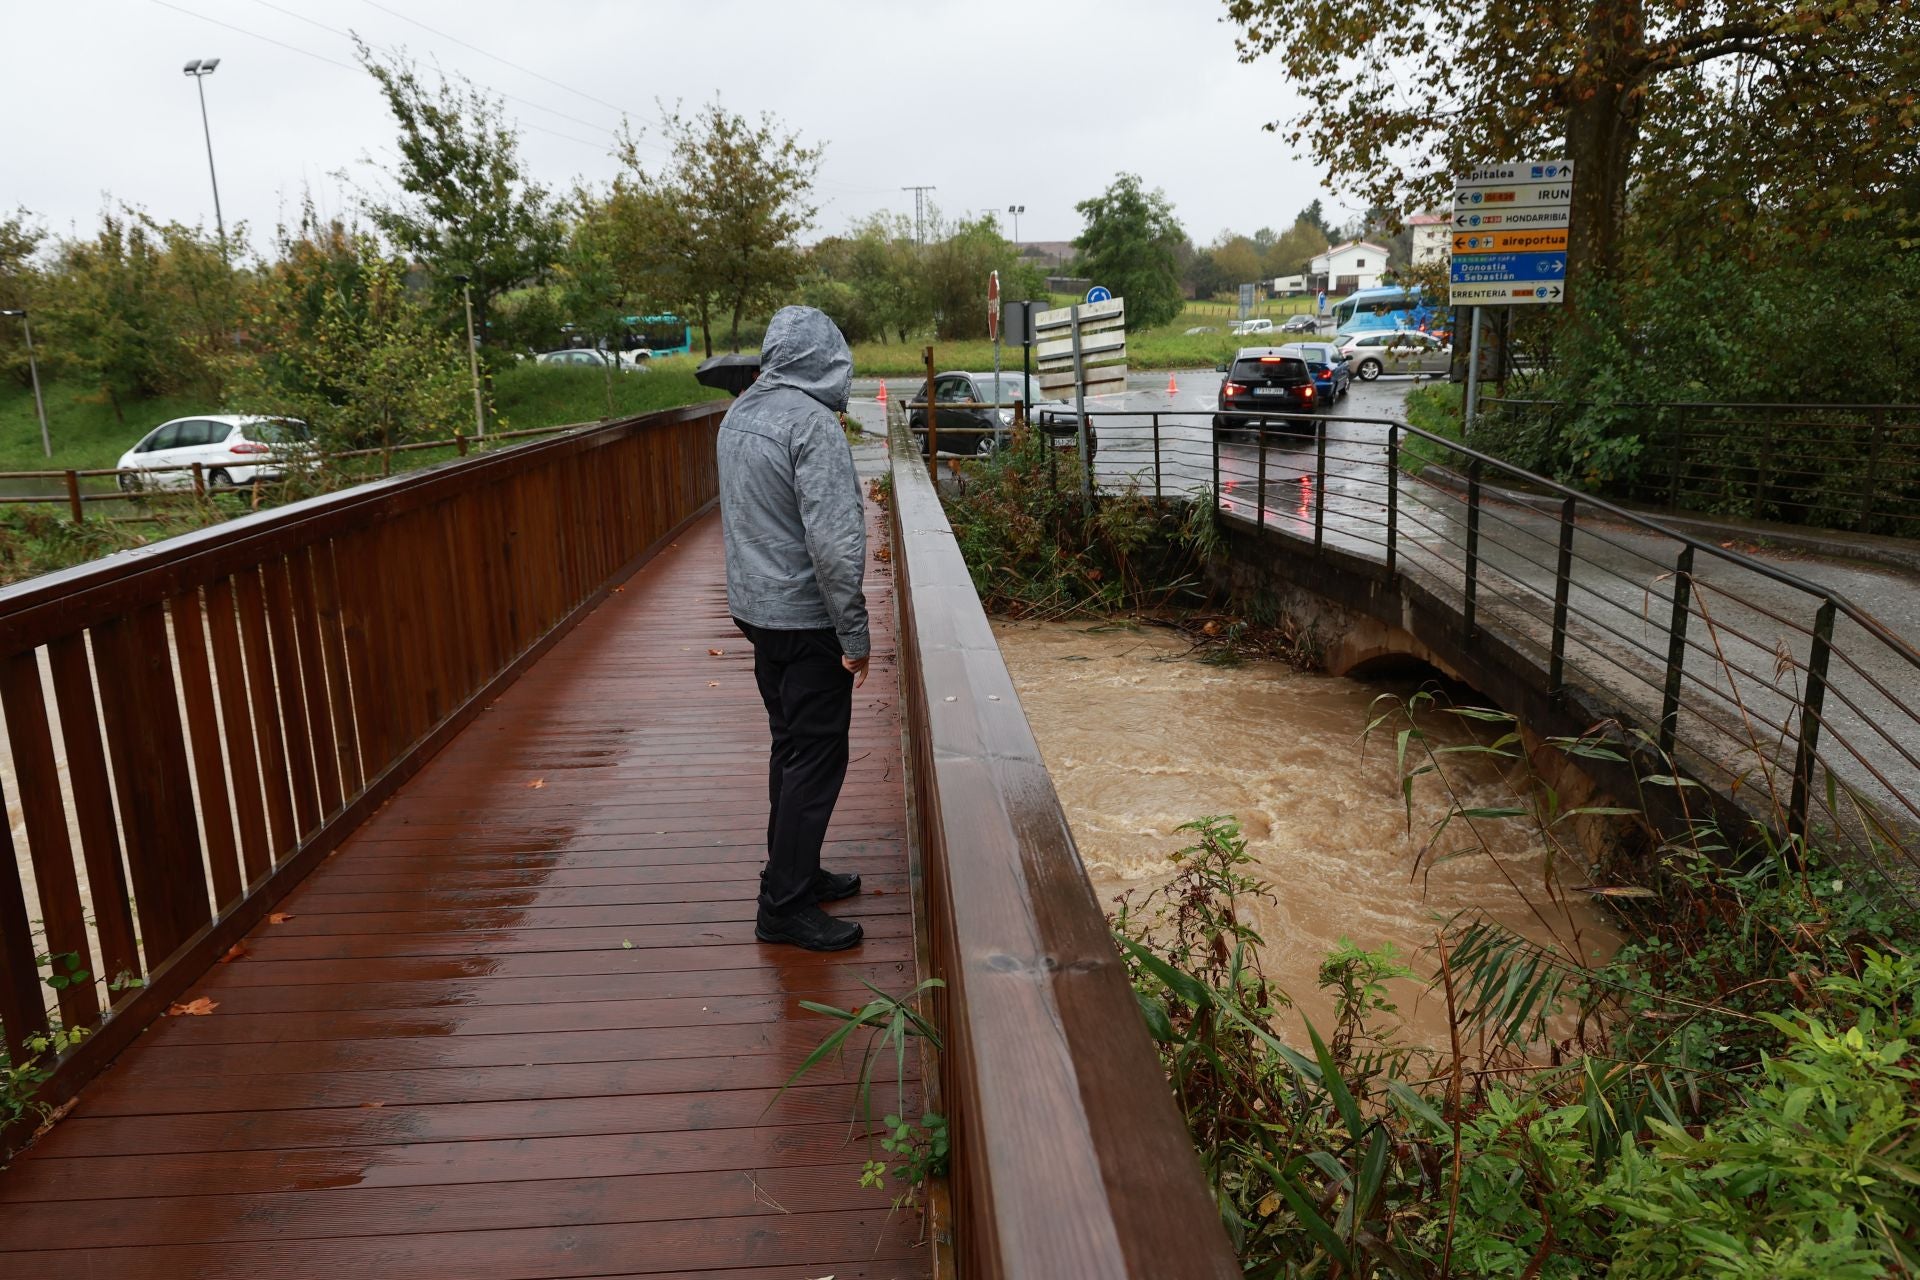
[{"left": 1453, "top": 230, "right": 1569, "bottom": 254}]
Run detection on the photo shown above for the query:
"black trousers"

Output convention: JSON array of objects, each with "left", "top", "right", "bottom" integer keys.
[{"left": 734, "top": 618, "right": 854, "bottom": 914}]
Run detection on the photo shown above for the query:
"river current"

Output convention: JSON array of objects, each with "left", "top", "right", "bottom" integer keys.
[{"left": 993, "top": 618, "right": 1617, "bottom": 1046}]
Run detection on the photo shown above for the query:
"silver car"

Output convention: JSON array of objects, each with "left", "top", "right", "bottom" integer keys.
[{"left": 1337, "top": 329, "right": 1451, "bottom": 380}]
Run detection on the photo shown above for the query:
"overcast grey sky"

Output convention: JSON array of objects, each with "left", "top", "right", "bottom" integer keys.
[{"left": 11, "top": 0, "right": 1343, "bottom": 256}]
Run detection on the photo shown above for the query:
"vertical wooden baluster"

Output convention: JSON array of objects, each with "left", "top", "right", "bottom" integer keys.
[
  {"left": 0, "top": 771, "right": 49, "bottom": 1063},
  {"left": 0, "top": 649, "right": 101, "bottom": 1027},
  {"left": 46, "top": 635, "right": 139, "bottom": 991},
  {"left": 312, "top": 542, "right": 364, "bottom": 795},
  {"left": 234, "top": 567, "right": 297, "bottom": 857},
  {"left": 205, "top": 576, "right": 271, "bottom": 884},
  {"left": 262, "top": 556, "right": 321, "bottom": 836},
  {"left": 166, "top": 588, "right": 243, "bottom": 909},
  {"left": 91, "top": 605, "right": 210, "bottom": 966},
  {"left": 287, "top": 548, "right": 343, "bottom": 818},
  {"left": 339, "top": 524, "right": 397, "bottom": 775}
]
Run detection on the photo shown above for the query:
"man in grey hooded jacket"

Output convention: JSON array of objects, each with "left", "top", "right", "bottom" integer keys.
[{"left": 718, "top": 306, "right": 868, "bottom": 952}]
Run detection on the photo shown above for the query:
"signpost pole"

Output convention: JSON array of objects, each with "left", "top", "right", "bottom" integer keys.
[
  {"left": 1069, "top": 303, "right": 1092, "bottom": 512},
  {"left": 1462, "top": 307, "right": 1485, "bottom": 440},
  {"left": 989, "top": 270, "right": 1002, "bottom": 448}
]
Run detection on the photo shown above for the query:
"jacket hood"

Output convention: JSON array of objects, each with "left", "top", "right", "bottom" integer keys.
[{"left": 756, "top": 306, "right": 853, "bottom": 413}]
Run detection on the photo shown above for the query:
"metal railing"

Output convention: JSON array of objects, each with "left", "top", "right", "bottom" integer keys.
[
  {"left": 1481, "top": 398, "right": 1920, "bottom": 541},
  {"left": 0, "top": 404, "right": 724, "bottom": 1151},
  {"left": 1046, "top": 405, "right": 1920, "bottom": 897}
]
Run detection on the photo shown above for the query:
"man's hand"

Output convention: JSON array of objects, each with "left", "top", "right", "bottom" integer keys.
[{"left": 842, "top": 654, "right": 869, "bottom": 689}]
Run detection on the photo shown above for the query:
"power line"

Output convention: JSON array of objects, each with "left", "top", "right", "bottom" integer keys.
[
  {"left": 148, "top": 0, "right": 609, "bottom": 150},
  {"left": 242, "top": 0, "right": 617, "bottom": 144},
  {"left": 358, "top": 0, "right": 633, "bottom": 120}
]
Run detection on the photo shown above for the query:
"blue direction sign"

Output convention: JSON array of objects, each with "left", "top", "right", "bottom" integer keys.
[
  {"left": 1085, "top": 285, "right": 1112, "bottom": 304},
  {"left": 1450, "top": 252, "right": 1568, "bottom": 284}
]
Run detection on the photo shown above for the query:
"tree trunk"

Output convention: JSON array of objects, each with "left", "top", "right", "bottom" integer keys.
[
  {"left": 728, "top": 297, "right": 744, "bottom": 353},
  {"left": 1563, "top": 0, "right": 1646, "bottom": 315}
]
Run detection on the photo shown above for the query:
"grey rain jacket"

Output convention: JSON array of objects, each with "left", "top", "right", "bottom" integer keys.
[{"left": 717, "top": 306, "right": 870, "bottom": 658}]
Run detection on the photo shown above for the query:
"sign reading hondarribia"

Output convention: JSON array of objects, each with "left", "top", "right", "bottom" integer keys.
[{"left": 1449, "top": 159, "right": 1574, "bottom": 307}]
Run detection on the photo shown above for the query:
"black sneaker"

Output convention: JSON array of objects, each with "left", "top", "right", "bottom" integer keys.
[
  {"left": 755, "top": 905, "right": 864, "bottom": 952},
  {"left": 812, "top": 869, "right": 862, "bottom": 903}
]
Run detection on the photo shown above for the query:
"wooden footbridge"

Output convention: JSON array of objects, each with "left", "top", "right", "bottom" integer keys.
[{"left": 0, "top": 407, "right": 1234, "bottom": 1277}]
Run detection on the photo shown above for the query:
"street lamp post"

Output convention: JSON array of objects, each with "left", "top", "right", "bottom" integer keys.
[
  {"left": 1007, "top": 204, "right": 1025, "bottom": 247},
  {"left": 2, "top": 309, "right": 50, "bottom": 457},
  {"left": 182, "top": 58, "right": 227, "bottom": 259},
  {"left": 454, "top": 275, "right": 486, "bottom": 440}
]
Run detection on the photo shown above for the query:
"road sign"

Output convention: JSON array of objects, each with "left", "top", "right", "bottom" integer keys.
[
  {"left": 1237, "top": 282, "right": 1255, "bottom": 320},
  {"left": 1458, "top": 161, "right": 1574, "bottom": 187},
  {"left": 1453, "top": 230, "right": 1567, "bottom": 254},
  {"left": 1452, "top": 207, "right": 1570, "bottom": 230},
  {"left": 1036, "top": 297, "right": 1127, "bottom": 399},
  {"left": 1450, "top": 282, "right": 1566, "bottom": 305},
  {"left": 1085, "top": 285, "right": 1112, "bottom": 304},
  {"left": 1451, "top": 158, "right": 1572, "bottom": 310},
  {"left": 1453, "top": 182, "right": 1575, "bottom": 211},
  {"left": 1451, "top": 252, "right": 1568, "bottom": 284},
  {"left": 988, "top": 270, "right": 1001, "bottom": 342}
]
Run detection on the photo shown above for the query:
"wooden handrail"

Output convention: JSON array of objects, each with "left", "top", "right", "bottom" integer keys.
[
  {"left": 0, "top": 402, "right": 725, "bottom": 1154},
  {"left": 886, "top": 419, "right": 1238, "bottom": 1277}
]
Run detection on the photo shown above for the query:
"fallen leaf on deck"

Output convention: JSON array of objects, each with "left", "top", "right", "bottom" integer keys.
[
  {"left": 268, "top": 912, "right": 294, "bottom": 924},
  {"left": 360, "top": 1100, "right": 385, "bottom": 1109},
  {"left": 527, "top": 778, "right": 547, "bottom": 789},
  {"left": 217, "top": 942, "right": 249, "bottom": 964},
  {"left": 621, "top": 939, "right": 634, "bottom": 950},
  {"left": 709, "top": 648, "right": 725, "bottom": 656},
  {"left": 708, "top": 681, "right": 720, "bottom": 688},
  {"left": 167, "top": 998, "right": 218, "bottom": 1016}
]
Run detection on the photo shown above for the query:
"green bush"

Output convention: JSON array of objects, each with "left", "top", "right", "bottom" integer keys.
[{"left": 1113, "top": 695, "right": 1920, "bottom": 1277}]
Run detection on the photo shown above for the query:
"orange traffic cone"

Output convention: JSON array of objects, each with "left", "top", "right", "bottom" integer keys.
[
  {"left": 1166, "top": 371, "right": 1179, "bottom": 395},
  {"left": 876, "top": 379, "right": 888, "bottom": 405}
]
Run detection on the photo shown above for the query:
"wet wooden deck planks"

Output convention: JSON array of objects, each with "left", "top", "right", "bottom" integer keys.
[{"left": 0, "top": 503, "right": 930, "bottom": 1280}]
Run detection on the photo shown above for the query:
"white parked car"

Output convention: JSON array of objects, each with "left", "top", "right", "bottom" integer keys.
[
  {"left": 1229, "top": 317, "right": 1275, "bottom": 336},
  {"left": 115, "top": 415, "right": 313, "bottom": 492}
]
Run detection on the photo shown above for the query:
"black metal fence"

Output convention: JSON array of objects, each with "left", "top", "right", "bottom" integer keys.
[
  {"left": 1480, "top": 398, "right": 1920, "bottom": 541},
  {"left": 1034, "top": 405, "right": 1920, "bottom": 898}
]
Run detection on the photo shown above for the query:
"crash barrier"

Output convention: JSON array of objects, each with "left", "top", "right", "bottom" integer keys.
[
  {"left": 1481, "top": 398, "right": 1920, "bottom": 542},
  {"left": 886, "top": 416, "right": 1241, "bottom": 1278},
  {"left": 1065, "top": 406, "right": 1920, "bottom": 901},
  {"left": 0, "top": 420, "right": 610, "bottom": 525},
  {"left": 0, "top": 403, "right": 724, "bottom": 1151}
]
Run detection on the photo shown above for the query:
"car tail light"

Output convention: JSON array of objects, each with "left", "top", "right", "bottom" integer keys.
[
  {"left": 1223, "top": 381, "right": 1246, "bottom": 397},
  {"left": 1303, "top": 385, "right": 1315, "bottom": 397},
  {"left": 231, "top": 442, "right": 271, "bottom": 455}
]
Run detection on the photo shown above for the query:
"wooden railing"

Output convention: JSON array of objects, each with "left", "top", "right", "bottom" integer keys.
[
  {"left": 886, "top": 419, "right": 1238, "bottom": 1277},
  {"left": 0, "top": 403, "right": 723, "bottom": 1150}
]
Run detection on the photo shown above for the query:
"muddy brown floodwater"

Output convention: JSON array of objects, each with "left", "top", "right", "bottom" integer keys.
[{"left": 993, "top": 619, "right": 1619, "bottom": 1048}]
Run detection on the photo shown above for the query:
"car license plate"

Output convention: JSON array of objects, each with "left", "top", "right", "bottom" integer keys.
[{"left": 1253, "top": 387, "right": 1290, "bottom": 397}]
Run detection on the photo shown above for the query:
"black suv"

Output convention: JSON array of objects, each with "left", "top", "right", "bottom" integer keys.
[{"left": 1212, "top": 348, "right": 1320, "bottom": 432}]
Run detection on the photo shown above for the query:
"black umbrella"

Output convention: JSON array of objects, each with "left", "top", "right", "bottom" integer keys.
[{"left": 695, "top": 352, "right": 761, "bottom": 397}]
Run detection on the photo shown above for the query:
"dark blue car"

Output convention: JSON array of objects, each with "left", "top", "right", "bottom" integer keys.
[{"left": 1279, "top": 342, "right": 1352, "bottom": 410}]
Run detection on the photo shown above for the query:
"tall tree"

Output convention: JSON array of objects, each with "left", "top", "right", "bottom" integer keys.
[
  {"left": 618, "top": 101, "right": 822, "bottom": 354},
  {"left": 356, "top": 41, "right": 562, "bottom": 350},
  {"left": 1210, "top": 233, "right": 1265, "bottom": 287},
  {"left": 1296, "top": 199, "right": 1332, "bottom": 239},
  {"left": 1072, "top": 174, "right": 1187, "bottom": 328},
  {"left": 1225, "top": 0, "right": 1919, "bottom": 297},
  {"left": 1267, "top": 216, "right": 1330, "bottom": 280},
  {"left": 42, "top": 210, "right": 235, "bottom": 418},
  {"left": 0, "top": 210, "right": 46, "bottom": 390}
]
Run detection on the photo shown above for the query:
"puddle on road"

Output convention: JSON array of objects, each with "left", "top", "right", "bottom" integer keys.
[{"left": 993, "top": 619, "right": 1618, "bottom": 1047}]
